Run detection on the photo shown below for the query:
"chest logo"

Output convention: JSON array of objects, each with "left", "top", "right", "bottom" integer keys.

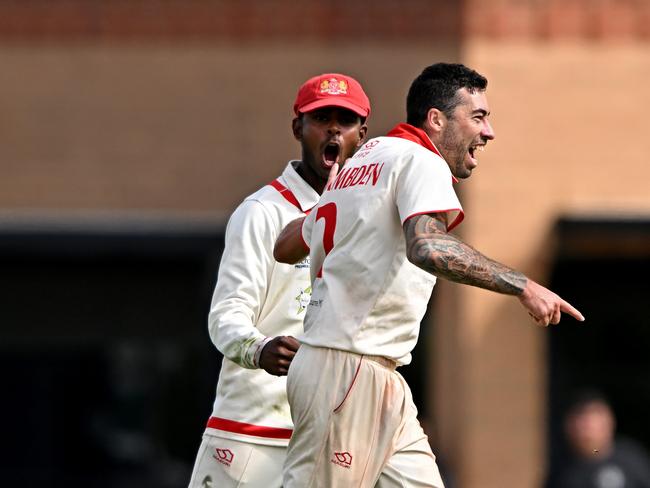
[{"left": 295, "top": 286, "right": 312, "bottom": 314}]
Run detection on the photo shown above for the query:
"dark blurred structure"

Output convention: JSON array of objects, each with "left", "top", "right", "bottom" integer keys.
[
  {"left": 0, "top": 221, "right": 223, "bottom": 486},
  {"left": 547, "top": 218, "right": 650, "bottom": 487}
]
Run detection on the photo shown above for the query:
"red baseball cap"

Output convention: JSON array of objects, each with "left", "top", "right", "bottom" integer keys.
[{"left": 293, "top": 73, "right": 371, "bottom": 118}]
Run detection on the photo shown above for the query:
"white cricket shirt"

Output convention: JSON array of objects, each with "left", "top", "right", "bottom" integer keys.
[
  {"left": 301, "top": 123, "right": 464, "bottom": 365},
  {"left": 205, "top": 161, "right": 318, "bottom": 446}
]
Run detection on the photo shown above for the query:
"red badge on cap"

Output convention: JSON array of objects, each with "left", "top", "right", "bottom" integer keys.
[
  {"left": 320, "top": 78, "right": 348, "bottom": 95},
  {"left": 293, "top": 73, "right": 370, "bottom": 118}
]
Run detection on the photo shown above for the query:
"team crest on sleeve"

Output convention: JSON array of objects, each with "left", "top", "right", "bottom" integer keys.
[
  {"left": 295, "top": 285, "right": 312, "bottom": 314},
  {"left": 320, "top": 78, "right": 348, "bottom": 95}
]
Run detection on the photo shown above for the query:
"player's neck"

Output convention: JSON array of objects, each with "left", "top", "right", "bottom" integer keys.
[{"left": 295, "top": 160, "right": 326, "bottom": 194}]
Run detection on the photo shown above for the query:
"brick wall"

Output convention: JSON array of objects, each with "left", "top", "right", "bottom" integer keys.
[
  {"left": 0, "top": 44, "right": 459, "bottom": 211},
  {"left": 1, "top": 0, "right": 648, "bottom": 42},
  {"left": 464, "top": 0, "right": 650, "bottom": 40},
  {"left": 0, "top": 0, "right": 461, "bottom": 41}
]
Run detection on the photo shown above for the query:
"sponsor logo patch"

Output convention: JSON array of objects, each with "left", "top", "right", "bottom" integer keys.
[
  {"left": 213, "top": 448, "right": 234, "bottom": 467},
  {"left": 331, "top": 451, "right": 353, "bottom": 468},
  {"left": 295, "top": 285, "right": 311, "bottom": 314},
  {"left": 294, "top": 256, "right": 310, "bottom": 269}
]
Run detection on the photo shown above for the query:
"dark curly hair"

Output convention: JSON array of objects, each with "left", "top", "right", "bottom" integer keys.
[{"left": 406, "top": 63, "right": 488, "bottom": 127}]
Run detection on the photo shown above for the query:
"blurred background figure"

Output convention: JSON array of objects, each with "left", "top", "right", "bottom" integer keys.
[{"left": 546, "top": 390, "right": 650, "bottom": 488}]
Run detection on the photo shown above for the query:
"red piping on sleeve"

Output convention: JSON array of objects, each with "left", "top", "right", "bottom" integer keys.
[{"left": 403, "top": 208, "right": 465, "bottom": 233}]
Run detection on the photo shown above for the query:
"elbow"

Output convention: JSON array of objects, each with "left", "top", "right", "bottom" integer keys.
[
  {"left": 274, "top": 235, "right": 309, "bottom": 265},
  {"left": 274, "top": 217, "right": 308, "bottom": 264},
  {"left": 406, "top": 244, "right": 443, "bottom": 278},
  {"left": 207, "top": 313, "right": 220, "bottom": 349},
  {"left": 406, "top": 248, "right": 426, "bottom": 270},
  {"left": 273, "top": 241, "right": 291, "bottom": 264}
]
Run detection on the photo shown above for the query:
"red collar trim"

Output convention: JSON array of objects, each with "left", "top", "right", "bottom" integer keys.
[
  {"left": 268, "top": 179, "right": 312, "bottom": 214},
  {"left": 386, "top": 123, "right": 441, "bottom": 157},
  {"left": 386, "top": 123, "right": 458, "bottom": 183}
]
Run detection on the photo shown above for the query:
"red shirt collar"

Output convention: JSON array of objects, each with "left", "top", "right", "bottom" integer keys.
[
  {"left": 386, "top": 123, "right": 441, "bottom": 156},
  {"left": 386, "top": 123, "right": 458, "bottom": 183}
]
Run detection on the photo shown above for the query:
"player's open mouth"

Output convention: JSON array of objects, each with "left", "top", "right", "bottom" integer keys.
[
  {"left": 323, "top": 142, "right": 340, "bottom": 168},
  {"left": 468, "top": 144, "right": 485, "bottom": 164}
]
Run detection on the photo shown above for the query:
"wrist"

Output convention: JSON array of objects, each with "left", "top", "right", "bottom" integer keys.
[
  {"left": 253, "top": 336, "right": 274, "bottom": 368},
  {"left": 517, "top": 277, "right": 532, "bottom": 299},
  {"left": 495, "top": 270, "right": 528, "bottom": 296}
]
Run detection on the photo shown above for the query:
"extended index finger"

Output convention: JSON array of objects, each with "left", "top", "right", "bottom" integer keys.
[
  {"left": 560, "top": 300, "right": 585, "bottom": 322},
  {"left": 326, "top": 162, "right": 340, "bottom": 190}
]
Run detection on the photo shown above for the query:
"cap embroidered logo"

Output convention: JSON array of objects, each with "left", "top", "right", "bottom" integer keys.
[{"left": 320, "top": 78, "right": 348, "bottom": 95}]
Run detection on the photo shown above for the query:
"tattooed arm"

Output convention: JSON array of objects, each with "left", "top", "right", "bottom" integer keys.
[
  {"left": 404, "top": 212, "right": 585, "bottom": 326},
  {"left": 404, "top": 212, "right": 527, "bottom": 294}
]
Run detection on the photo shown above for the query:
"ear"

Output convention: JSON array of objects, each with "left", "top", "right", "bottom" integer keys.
[
  {"left": 356, "top": 123, "right": 368, "bottom": 148},
  {"left": 424, "top": 108, "right": 447, "bottom": 135},
  {"left": 292, "top": 116, "right": 303, "bottom": 141}
]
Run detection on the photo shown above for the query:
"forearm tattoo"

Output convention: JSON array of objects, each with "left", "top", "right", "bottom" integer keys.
[{"left": 404, "top": 213, "right": 527, "bottom": 295}]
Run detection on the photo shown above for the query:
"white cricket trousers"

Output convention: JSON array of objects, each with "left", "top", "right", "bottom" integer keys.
[
  {"left": 188, "top": 434, "right": 286, "bottom": 488},
  {"left": 283, "top": 344, "right": 445, "bottom": 488}
]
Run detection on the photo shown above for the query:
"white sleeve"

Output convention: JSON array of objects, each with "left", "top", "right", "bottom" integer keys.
[
  {"left": 395, "top": 152, "right": 464, "bottom": 231},
  {"left": 208, "top": 199, "right": 277, "bottom": 369}
]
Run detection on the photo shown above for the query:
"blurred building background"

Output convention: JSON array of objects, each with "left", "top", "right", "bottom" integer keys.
[{"left": 0, "top": 1, "right": 649, "bottom": 487}]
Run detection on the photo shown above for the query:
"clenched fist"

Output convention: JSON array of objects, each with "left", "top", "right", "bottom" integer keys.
[{"left": 259, "top": 336, "right": 301, "bottom": 376}]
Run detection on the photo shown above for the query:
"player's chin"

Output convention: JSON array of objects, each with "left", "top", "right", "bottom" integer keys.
[
  {"left": 453, "top": 164, "right": 473, "bottom": 179},
  {"left": 459, "top": 156, "right": 477, "bottom": 178}
]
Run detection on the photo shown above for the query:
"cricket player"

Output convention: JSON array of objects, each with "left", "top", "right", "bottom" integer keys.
[
  {"left": 274, "top": 63, "right": 585, "bottom": 487},
  {"left": 188, "top": 73, "right": 369, "bottom": 487}
]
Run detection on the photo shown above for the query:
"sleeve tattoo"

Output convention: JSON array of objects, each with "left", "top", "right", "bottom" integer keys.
[{"left": 404, "top": 213, "right": 527, "bottom": 295}]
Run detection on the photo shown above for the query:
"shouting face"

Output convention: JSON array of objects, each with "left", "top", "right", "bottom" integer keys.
[
  {"left": 436, "top": 88, "right": 495, "bottom": 179},
  {"left": 293, "top": 107, "right": 367, "bottom": 192}
]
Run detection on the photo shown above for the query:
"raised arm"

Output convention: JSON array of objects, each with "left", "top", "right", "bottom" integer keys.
[{"left": 404, "top": 212, "right": 584, "bottom": 326}]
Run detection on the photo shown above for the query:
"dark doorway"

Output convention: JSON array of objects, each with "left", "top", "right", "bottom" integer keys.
[
  {"left": 0, "top": 219, "right": 224, "bottom": 487},
  {"left": 546, "top": 217, "right": 650, "bottom": 481}
]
